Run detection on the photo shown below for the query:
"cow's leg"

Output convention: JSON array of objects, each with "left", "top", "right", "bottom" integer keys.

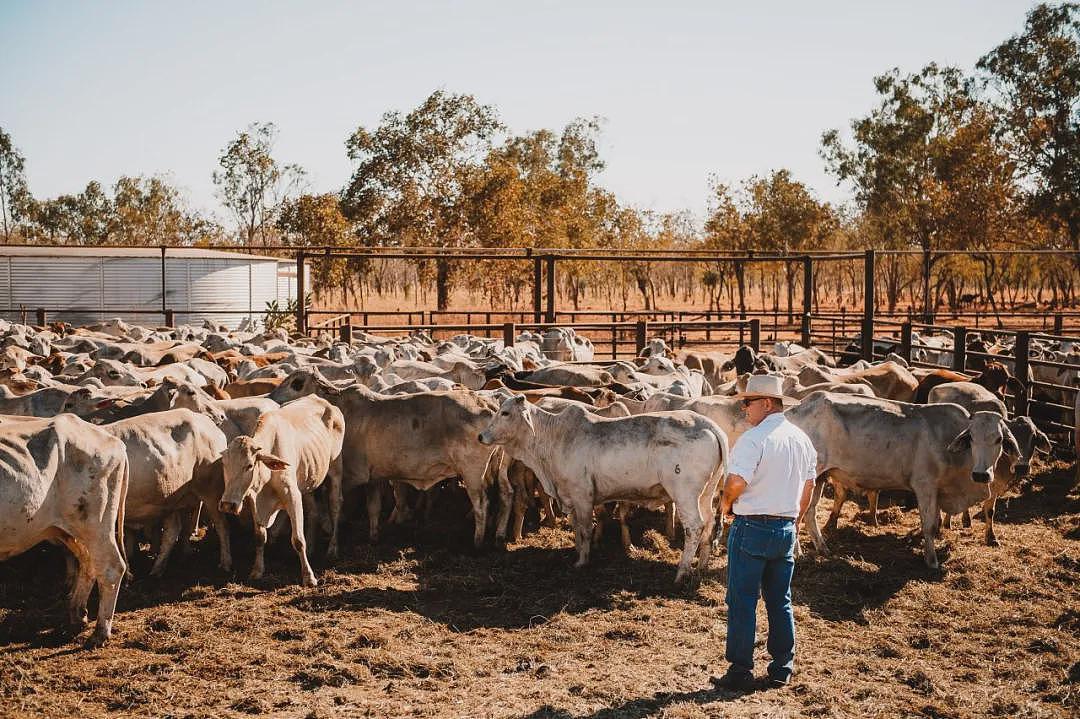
[
  {"left": 824, "top": 482, "right": 848, "bottom": 532},
  {"left": 940, "top": 512, "right": 952, "bottom": 536},
  {"left": 69, "top": 563, "right": 94, "bottom": 628},
  {"left": 248, "top": 496, "right": 269, "bottom": 581},
  {"left": 301, "top": 492, "right": 319, "bottom": 555},
  {"left": 85, "top": 527, "right": 126, "bottom": 647},
  {"left": 913, "top": 484, "right": 940, "bottom": 569},
  {"left": 463, "top": 467, "right": 490, "bottom": 549},
  {"left": 200, "top": 501, "right": 232, "bottom": 572},
  {"left": 591, "top": 505, "right": 607, "bottom": 547},
  {"left": 179, "top": 504, "right": 201, "bottom": 556},
  {"left": 365, "top": 479, "right": 382, "bottom": 543},
  {"left": 283, "top": 485, "right": 317, "bottom": 588},
  {"left": 388, "top": 483, "right": 414, "bottom": 525},
  {"left": 694, "top": 490, "right": 717, "bottom": 577},
  {"left": 867, "top": 491, "right": 880, "bottom": 527},
  {"left": 803, "top": 475, "right": 828, "bottom": 554},
  {"left": 961, "top": 509, "right": 972, "bottom": 528},
  {"left": 664, "top": 501, "right": 677, "bottom": 541},
  {"left": 148, "top": 512, "right": 182, "bottom": 578},
  {"left": 617, "top": 503, "right": 633, "bottom": 552},
  {"left": 983, "top": 497, "right": 999, "bottom": 546},
  {"left": 494, "top": 456, "right": 513, "bottom": 545},
  {"left": 570, "top": 500, "right": 594, "bottom": 568},
  {"left": 674, "top": 504, "right": 703, "bottom": 585},
  {"left": 509, "top": 463, "right": 529, "bottom": 543},
  {"left": 326, "top": 457, "right": 343, "bottom": 560}
]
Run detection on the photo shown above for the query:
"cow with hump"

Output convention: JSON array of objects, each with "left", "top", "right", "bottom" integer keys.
[
  {"left": 478, "top": 394, "right": 728, "bottom": 584},
  {"left": 788, "top": 393, "right": 1024, "bottom": 569},
  {"left": 218, "top": 394, "right": 345, "bottom": 587},
  {"left": 0, "top": 414, "right": 129, "bottom": 646},
  {"left": 269, "top": 367, "right": 507, "bottom": 549}
]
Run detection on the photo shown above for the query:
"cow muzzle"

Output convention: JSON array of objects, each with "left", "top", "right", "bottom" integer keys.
[
  {"left": 478, "top": 432, "right": 493, "bottom": 445},
  {"left": 218, "top": 500, "right": 242, "bottom": 515},
  {"left": 971, "top": 471, "right": 992, "bottom": 484}
]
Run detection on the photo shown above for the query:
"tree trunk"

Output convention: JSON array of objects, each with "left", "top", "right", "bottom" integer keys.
[{"left": 435, "top": 259, "right": 451, "bottom": 311}]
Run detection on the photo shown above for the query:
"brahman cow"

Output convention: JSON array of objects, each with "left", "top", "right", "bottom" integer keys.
[
  {"left": 0, "top": 414, "right": 129, "bottom": 646},
  {"left": 268, "top": 368, "right": 506, "bottom": 549},
  {"left": 479, "top": 395, "right": 727, "bottom": 584},
  {"left": 218, "top": 395, "right": 345, "bottom": 586},
  {"left": 788, "top": 393, "right": 1021, "bottom": 568}
]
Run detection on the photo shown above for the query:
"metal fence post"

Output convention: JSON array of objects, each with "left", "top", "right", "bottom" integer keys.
[
  {"left": 164, "top": 309, "right": 175, "bottom": 328},
  {"left": 36, "top": 307, "right": 46, "bottom": 327},
  {"left": 635, "top": 321, "right": 648, "bottom": 356},
  {"left": 1014, "top": 331, "right": 1030, "bottom": 417},
  {"left": 952, "top": 326, "right": 967, "bottom": 372},
  {"left": 749, "top": 319, "right": 761, "bottom": 352},
  {"left": 802, "top": 255, "right": 813, "bottom": 317},
  {"left": 532, "top": 256, "right": 542, "bottom": 324},
  {"left": 900, "top": 322, "right": 912, "bottom": 363},
  {"left": 339, "top": 323, "right": 353, "bottom": 344},
  {"left": 801, "top": 313, "right": 811, "bottom": 348},
  {"left": 861, "top": 249, "right": 876, "bottom": 361},
  {"left": 295, "top": 250, "right": 306, "bottom": 334},
  {"left": 1054, "top": 313, "right": 1063, "bottom": 335},
  {"left": 502, "top": 322, "right": 515, "bottom": 348},
  {"left": 545, "top": 255, "right": 556, "bottom": 323}
]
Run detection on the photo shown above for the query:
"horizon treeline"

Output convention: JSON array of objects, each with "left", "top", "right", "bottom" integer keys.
[{"left": 0, "top": 3, "right": 1076, "bottom": 314}]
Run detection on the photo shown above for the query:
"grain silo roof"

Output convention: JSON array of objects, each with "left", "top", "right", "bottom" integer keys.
[{"left": 0, "top": 246, "right": 289, "bottom": 262}]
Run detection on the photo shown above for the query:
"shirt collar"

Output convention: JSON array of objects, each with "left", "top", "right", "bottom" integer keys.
[{"left": 758, "top": 412, "right": 786, "bottom": 427}]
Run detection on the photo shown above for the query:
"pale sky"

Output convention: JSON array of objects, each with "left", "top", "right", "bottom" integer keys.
[{"left": 1, "top": 1, "right": 1042, "bottom": 226}]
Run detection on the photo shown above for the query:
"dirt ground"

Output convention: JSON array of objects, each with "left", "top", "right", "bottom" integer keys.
[{"left": 1, "top": 463, "right": 1078, "bottom": 719}]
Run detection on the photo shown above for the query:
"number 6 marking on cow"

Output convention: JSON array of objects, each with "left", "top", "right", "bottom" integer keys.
[{"left": 674, "top": 464, "right": 681, "bottom": 474}]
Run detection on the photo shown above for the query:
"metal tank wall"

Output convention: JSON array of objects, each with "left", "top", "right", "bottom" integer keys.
[{"left": 0, "top": 252, "right": 294, "bottom": 329}]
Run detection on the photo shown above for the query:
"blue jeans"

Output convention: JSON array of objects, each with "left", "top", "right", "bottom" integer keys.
[{"left": 725, "top": 516, "right": 797, "bottom": 679}]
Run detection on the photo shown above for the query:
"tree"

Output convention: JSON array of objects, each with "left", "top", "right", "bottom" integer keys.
[
  {"left": 342, "top": 91, "right": 503, "bottom": 310},
  {"left": 821, "top": 63, "right": 985, "bottom": 317},
  {"left": 742, "top": 170, "right": 831, "bottom": 320},
  {"left": 112, "top": 175, "right": 203, "bottom": 246},
  {"left": 0, "top": 128, "right": 31, "bottom": 242},
  {"left": 978, "top": 3, "right": 1080, "bottom": 257},
  {"left": 704, "top": 179, "right": 753, "bottom": 316},
  {"left": 213, "top": 122, "right": 305, "bottom": 246},
  {"left": 277, "top": 193, "right": 359, "bottom": 303}
]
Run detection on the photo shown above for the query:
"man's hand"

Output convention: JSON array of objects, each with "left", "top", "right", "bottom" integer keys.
[{"left": 721, "top": 474, "right": 748, "bottom": 520}]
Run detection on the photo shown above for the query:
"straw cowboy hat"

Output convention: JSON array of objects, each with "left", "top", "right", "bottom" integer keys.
[{"left": 733, "top": 374, "right": 799, "bottom": 406}]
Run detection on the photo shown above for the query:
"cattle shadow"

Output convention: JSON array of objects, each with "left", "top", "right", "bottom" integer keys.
[
  {"left": 514, "top": 684, "right": 743, "bottom": 719},
  {"left": 988, "top": 465, "right": 1080, "bottom": 528},
  {"left": 288, "top": 540, "right": 697, "bottom": 632}
]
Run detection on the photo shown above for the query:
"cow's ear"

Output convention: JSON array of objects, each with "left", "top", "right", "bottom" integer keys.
[
  {"left": 1001, "top": 425, "right": 1021, "bottom": 459},
  {"left": 256, "top": 452, "right": 290, "bottom": 471},
  {"left": 1035, "top": 430, "right": 1052, "bottom": 455},
  {"left": 947, "top": 429, "right": 972, "bottom": 454},
  {"left": 513, "top": 394, "right": 526, "bottom": 405}
]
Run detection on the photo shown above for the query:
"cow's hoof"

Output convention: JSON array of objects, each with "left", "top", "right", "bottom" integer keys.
[
  {"left": 325, "top": 547, "right": 339, "bottom": 562},
  {"left": 302, "top": 576, "right": 318, "bottom": 588},
  {"left": 69, "top": 611, "right": 89, "bottom": 628},
  {"left": 218, "top": 561, "right": 233, "bottom": 573},
  {"left": 986, "top": 536, "right": 999, "bottom": 547},
  {"left": 84, "top": 630, "right": 109, "bottom": 649},
  {"left": 249, "top": 570, "right": 264, "bottom": 581}
]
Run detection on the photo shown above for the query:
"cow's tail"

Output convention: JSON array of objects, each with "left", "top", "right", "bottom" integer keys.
[
  {"left": 703, "top": 421, "right": 730, "bottom": 532},
  {"left": 114, "top": 448, "right": 129, "bottom": 578}
]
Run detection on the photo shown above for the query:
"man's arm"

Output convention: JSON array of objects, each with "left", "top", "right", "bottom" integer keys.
[{"left": 720, "top": 474, "right": 748, "bottom": 519}]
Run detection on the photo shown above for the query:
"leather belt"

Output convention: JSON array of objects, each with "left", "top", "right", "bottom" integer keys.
[{"left": 736, "top": 514, "right": 795, "bottom": 522}]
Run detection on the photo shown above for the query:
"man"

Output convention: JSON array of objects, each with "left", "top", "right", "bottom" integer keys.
[{"left": 713, "top": 374, "right": 817, "bottom": 692}]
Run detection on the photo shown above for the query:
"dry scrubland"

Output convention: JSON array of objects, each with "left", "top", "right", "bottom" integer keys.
[{"left": 1, "top": 463, "right": 1078, "bottom": 719}]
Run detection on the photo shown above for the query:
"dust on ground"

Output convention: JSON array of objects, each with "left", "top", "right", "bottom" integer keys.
[{"left": 1, "top": 464, "right": 1078, "bottom": 719}]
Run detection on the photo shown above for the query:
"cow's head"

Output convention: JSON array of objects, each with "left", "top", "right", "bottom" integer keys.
[
  {"left": 89, "top": 359, "right": 147, "bottom": 388},
  {"left": 479, "top": 394, "right": 534, "bottom": 447},
  {"left": 163, "top": 378, "right": 227, "bottom": 426},
  {"left": 268, "top": 367, "right": 338, "bottom": 404},
  {"left": 947, "top": 411, "right": 1020, "bottom": 484},
  {"left": 219, "top": 436, "right": 290, "bottom": 515},
  {"left": 733, "top": 346, "right": 757, "bottom": 375},
  {"left": 1001, "top": 416, "right": 1052, "bottom": 481}
]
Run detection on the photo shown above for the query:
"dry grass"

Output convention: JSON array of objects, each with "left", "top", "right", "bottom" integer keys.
[{"left": 1, "top": 464, "right": 1078, "bottom": 719}]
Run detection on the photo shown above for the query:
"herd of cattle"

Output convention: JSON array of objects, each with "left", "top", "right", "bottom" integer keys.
[{"left": 0, "top": 318, "right": 1076, "bottom": 647}]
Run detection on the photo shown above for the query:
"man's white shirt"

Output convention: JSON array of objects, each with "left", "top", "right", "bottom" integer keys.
[{"left": 728, "top": 412, "right": 817, "bottom": 519}]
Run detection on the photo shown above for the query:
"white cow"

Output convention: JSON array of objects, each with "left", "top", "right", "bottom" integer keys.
[
  {"left": 0, "top": 414, "right": 129, "bottom": 645},
  {"left": 479, "top": 395, "right": 727, "bottom": 584},
  {"left": 218, "top": 395, "right": 345, "bottom": 586}
]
